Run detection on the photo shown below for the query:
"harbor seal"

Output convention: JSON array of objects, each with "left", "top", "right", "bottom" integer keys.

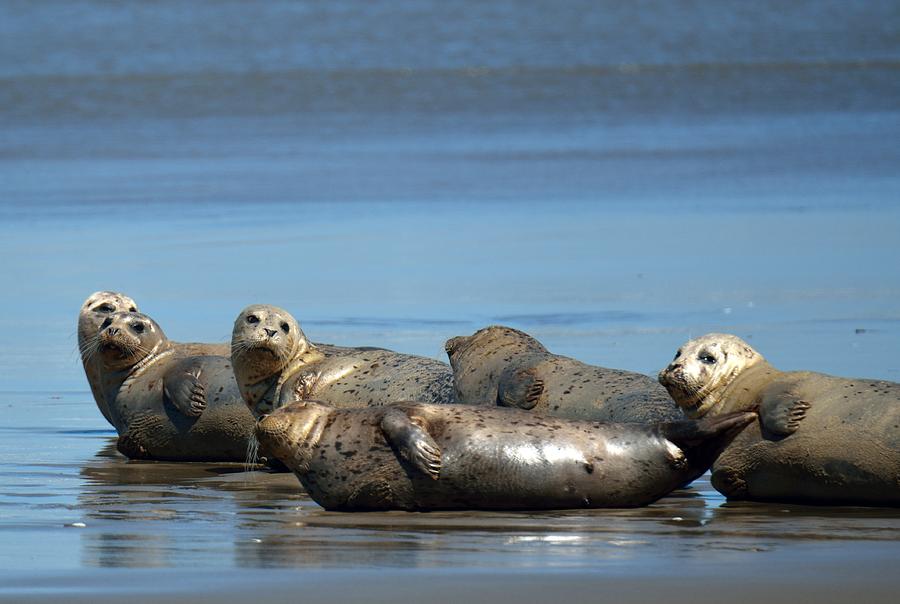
[
  {"left": 79, "top": 291, "right": 235, "bottom": 426},
  {"left": 256, "top": 401, "right": 756, "bottom": 511},
  {"left": 79, "top": 291, "right": 139, "bottom": 425},
  {"left": 658, "top": 333, "right": 900, "bottom": 506},
  {"left": 92, "top": 310, "right": 256, "bottom": 461},
  {"left": 445, "top": 325, "right": 684, "bottom": 423},
  {"left": 231, "top": 304, "right": 456, "bottom": 417}
]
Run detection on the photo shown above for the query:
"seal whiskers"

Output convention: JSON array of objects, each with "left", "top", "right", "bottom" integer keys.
[
  {"left": 659, "top": 333, "right": 900, "bottom": 505},
  {"left": 244, "top": 433, "right": 261, "bottom": 473}
]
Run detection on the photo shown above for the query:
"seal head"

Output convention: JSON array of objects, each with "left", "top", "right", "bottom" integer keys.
[
  {"left": 78, "top": 291, "right": 139, "bottom": 351},
  {"left": 444, "top": 325, "right": 548, "bottom": 406},
  {"left": 658, "top": 333, "right": 763, "bottom": 418},
  {"left": 231, "top": 304, "right": 323, "bottom": 415},
  {"left": 95, "top": 311, "right": 167, "bottom": 372}
]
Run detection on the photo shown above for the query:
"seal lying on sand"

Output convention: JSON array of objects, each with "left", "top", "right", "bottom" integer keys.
[
  {"left": 231, "top": 305, "right": 456, "bottom": 417},
  {"left": 79, "top": 292, "right": 368, "bottom": 426},
  {"left": 658, "top": 333, "right": 900, "bottom": 506},
  {"left": 445, "top": 325, "right": 683, "bottom": 423},
  {"left": 91, "top": 310, "right": 256, "bottom": 461},
  {"left": 256, "top": 401, "right": 755, "bottom": 511}
]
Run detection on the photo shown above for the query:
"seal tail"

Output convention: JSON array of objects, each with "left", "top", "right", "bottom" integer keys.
[{"left": 659, "top": 411, "right": 757, "bottom": 471}]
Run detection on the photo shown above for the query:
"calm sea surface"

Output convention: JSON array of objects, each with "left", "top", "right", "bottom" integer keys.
[{"left": 1, "top": 1, "right": 899, "bottom": 601}]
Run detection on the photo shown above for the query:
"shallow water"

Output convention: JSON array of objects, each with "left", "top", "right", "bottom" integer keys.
[{"left": 2, "top": 0, "right": 900, "bottom": 600}]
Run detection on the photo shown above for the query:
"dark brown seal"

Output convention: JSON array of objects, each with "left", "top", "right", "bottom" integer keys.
[
  {"left": 256, "top": 400, "right": 755, "bottom": 511},
  {"left": 659, "top": 333, "right": 900, "bottom": 506},
  {"left": 446, "top": 325, "right": 683, "bottom": 423}
]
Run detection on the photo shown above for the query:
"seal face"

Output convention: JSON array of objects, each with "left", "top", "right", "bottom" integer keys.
[
  {"left": 658, "top": 333, "right": 763, "bottom": 418},
  {"left": 89, "top": 311, "right": 256, "bottom": 461},
  {"left": 446, "top": 325, "right": 684, "bottom": 423},
  {"left": 256, "top": 401, "right": 755, "bottom": 511},
  {"left": 78, "top": 291, "right": 139, "bottom": 424},
  {"left": 659, "top": 333, "right": 900, "bottom": 506},
  {"left": 231, "top": 305, "right": 456, "bottom": 418}
]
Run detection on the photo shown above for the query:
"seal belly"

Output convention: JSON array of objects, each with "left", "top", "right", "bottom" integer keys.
[
  {"left": 258, "top": 402, "right": 752, "bottom": 511},
  {"left": 712, "top": 374, "right": 900, "bottom": 505}
]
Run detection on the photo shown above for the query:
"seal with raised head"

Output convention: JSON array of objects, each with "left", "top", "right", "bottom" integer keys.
[
  {"left": 91, "top": 310, "right": 256, "bottom": 461},
  {"left": 79, "top": 291, "right": 140, "bottom": 425},
  {"left": 445, "top": 325, "right": 683, "bottom": 423},
  {"left": 658, "top": 333, "right": 900, "bottom": 506},
  {"left": 231, "top": 304, "right": 456, "bottom": 417},
  {"left": 256, "top": 401, "right": 756, "bottom": 511},
  {"left": 79, "top": 293, "right": 383, "bottom": 423}
]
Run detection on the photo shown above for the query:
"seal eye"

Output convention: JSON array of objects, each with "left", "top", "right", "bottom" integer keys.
[
  {"left": 281, "top": 322, "right": 290, "bottom": 333},
  {"left": 132, "top": 323, "right": 145, "bottom": 334},
  {"left": 673, "top": 349, "right": 682, "bottom": 361},
  {"left": 698, "top": 352, "right": 717, "bottom": 365},
  {"left": 100, "top": 317, "right": 113, "bottom": 329},
  {"left": 96, "top": 303, "right": 115, "bottom": 313},
  {"left": 246, "top": 315, "right": 259, "bottom": 324}
]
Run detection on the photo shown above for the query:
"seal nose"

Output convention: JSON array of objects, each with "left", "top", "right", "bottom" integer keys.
[
  {"left": 264, "top": 328, "right": 277, "bottom": 337},
  {"left": 106, "top": 326, "right": 120, "bottom": 336},
  {"left": 445, "top": 336, "right": 464, "bottom": 355}
]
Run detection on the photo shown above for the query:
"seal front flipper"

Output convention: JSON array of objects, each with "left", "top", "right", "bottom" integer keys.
[
  {"left": 759, "top": 383, "right": 811, "bottom": 438},
  {"left": 164, "top": 363, "right": 207, "bottom": 417},
  {"left": 380, "top": 408, "right": 442, "bottom": 480},
  {"left": 497, "top": 366, "right": 545, "bottom": 410}
]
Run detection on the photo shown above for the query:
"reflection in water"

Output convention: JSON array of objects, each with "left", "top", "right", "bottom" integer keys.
[{"left": 68, "top": 438, "right": 900, "bottom": 570}]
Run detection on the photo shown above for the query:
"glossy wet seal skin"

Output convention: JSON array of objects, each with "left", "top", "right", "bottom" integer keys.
[
  {"left": 445, "top": 325, "right": 684, "bottom": 423},
  {"left": 88, "top": 310, "right": 256, "bottom": 461},
  {"left": 256, "top": 401, "right": 755, "bottom": 511},
  {"left": 659, "top": 333, "right": 900, "bottom": 506}
]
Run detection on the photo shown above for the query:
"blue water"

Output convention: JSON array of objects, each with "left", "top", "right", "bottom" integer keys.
[{"left": 0, "top": 0, "right": 899, "bottom": 598}]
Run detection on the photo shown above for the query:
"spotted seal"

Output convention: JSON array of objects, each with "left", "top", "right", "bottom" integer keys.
[
  {"left": 658, "top": 333, "right": 900, "bottom": 506},
  {"left": 445, "top": 325, "right": 683, "bottom": 423},
  {"left": 231, "top": 305, "right": 456, "bottom": 417},
  {"left": 256, "top": 401, "right": 755, "bottom": 511},
  {"left": 90, "top": 310, "right": 256, "bottom": 461},
  {"left": 79, "top": 291, "right": 140, "bottom": 425},
  {"left": 79, "top": 293, "right": 376, "bottom": 418}
]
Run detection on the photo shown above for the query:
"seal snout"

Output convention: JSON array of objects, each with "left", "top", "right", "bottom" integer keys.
[
  {"left": 658, "top": 363, "right": 683, "bottom": 389},
  {"left": 444, "top": 336, "right": 466, "bottom": 356}
]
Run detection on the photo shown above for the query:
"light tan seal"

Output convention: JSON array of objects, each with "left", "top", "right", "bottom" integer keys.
[
  {"left": 90, "top": 310, "right": 256, "bottom": 461},
  {"left": 231, "top": 305, "right": 457, "bottom": 418},
  {"left": 256, "top": 400, "right": 755, "bottom": 511},
  {"left": 79, "top": 292, "right": 396, "bottom": 431},
  {"left": 79, "top": 291, "right": 139, "bottom": 425},
  {"left": 445, "top": 325, "right": 683, "bottom": 423},
  {"left": 658, "top": 333, "right": 900, "bottom": 506}
]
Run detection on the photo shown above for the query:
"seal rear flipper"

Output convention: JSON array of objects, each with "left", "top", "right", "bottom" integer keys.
[
  {"left": 659, "top": 411, "right": 757, "bottom": 471},
  {"left": 759, "top": 384, "right": 811, "bottom": 438},
  {"left": 380, "top": 408, "right": 442, "bottom": 480},
  {"left": 497, "top": 366, "right": 545, "bottom": 410},
  {"left": 163, "top": 364, "right": 207, "bottom": 417}
]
